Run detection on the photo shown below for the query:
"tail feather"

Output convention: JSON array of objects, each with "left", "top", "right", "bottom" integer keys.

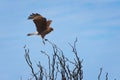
[
  {"left": 27, "top": 33, "right": 33, "bottom": 36},
  {"left": 27, "top": 32, "right": 38, "bottom": 36}
]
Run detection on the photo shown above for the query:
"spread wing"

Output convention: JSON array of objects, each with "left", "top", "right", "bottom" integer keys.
[
  {"left": 33, "top": 17, "right": 47, "bottom": 34},
  {"left": 28, "top": 13, "right": 47, "bottom": 34}
]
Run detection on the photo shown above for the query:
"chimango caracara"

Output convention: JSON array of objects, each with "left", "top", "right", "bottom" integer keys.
[{"left": 27, "top": 13, "right": 53, "bottom": 39}]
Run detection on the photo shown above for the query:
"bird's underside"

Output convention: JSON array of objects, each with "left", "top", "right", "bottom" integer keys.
[{"left": 27, "top": 13, "right": 53, "bottom": 39}]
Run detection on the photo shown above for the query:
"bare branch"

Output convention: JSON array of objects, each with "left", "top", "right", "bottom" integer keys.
[
  {"left": 40, "top": 51, "right": 51, "bottom": 79},
  {"left": 69, "top": 38, "right": 83, "bottom": 80},
  {"left": 24, "top": 48, "right": 38, "bottom": 80},
  {"left": 51, "top": 52, "right": 57, "bottom": 80},
  {"left": 37, "top": 62, "right": 43, "bottom": 80},
  {"left": 98, "top": 68, "right": 102, "bottom": 80},
  {"left": 105, "top": 73, "right": 108, "bottom": 80}
]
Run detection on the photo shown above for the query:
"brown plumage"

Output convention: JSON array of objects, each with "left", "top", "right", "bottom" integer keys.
[{"left": 27, "top": 13, "right": 53, "bottom": 38}]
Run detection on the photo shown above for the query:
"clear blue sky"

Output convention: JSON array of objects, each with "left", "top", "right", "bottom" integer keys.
[{"left": 0, "top": 0, "right": 120, "bottom": 80}]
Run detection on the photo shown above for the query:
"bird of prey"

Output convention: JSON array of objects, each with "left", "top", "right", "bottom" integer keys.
[{"left": 27, "top": 13, "right": 53, "bottom": 39}]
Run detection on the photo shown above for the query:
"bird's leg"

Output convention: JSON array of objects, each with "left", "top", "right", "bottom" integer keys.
[
  {"left": 42, "top": 38, "right": 48, "bottom": 45},
  {"left": 40, "top": 35, "right": 45, "bottom": 45},
  {"left": 42, "top": 38, "right": 45, "bottom": 45}
]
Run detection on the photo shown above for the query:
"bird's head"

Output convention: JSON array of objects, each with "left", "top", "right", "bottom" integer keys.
[
  {"left": 49, "top": 20, "right": 52, "bottom": 23},
  {"left": 50, "top": 27, "right": 53, "bottom": 31}
]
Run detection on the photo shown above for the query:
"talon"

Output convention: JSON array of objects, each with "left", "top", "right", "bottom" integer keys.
[{"left": 45, "top": 39, "right": 48, "bottom": 41}]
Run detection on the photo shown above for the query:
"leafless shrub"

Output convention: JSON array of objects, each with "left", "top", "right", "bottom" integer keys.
[
  {"left": 24, "top": 39, "right": 116, "bottom": 80},
  {"left": 24, "top": 39, "right": 83, "bottom": 80}
]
